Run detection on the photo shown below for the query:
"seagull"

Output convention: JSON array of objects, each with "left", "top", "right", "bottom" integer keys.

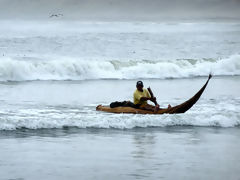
[{"left": 49, "top": 14, "right": 63, "bottom": 18}]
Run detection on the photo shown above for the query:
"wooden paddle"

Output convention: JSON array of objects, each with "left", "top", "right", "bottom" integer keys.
[{"left": 147, "top": 87, "right": 158, "bottom": 106}]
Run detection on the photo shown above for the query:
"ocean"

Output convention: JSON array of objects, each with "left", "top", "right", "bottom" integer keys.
[{"left": 0, "top": 21, "right": 240, "bottom": 179}]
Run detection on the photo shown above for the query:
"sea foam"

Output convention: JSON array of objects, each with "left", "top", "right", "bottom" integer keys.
[
  {"left": 0, "top": 55, "right": 239, "bottom": 81},
  {"left": 0, "top": 98, "right": 239, "bottom": 130},
  {"left": 0, "top": 108, "right": 239, "bottom": 130}
]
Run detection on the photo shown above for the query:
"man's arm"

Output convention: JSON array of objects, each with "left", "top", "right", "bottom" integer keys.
[
  {"left": 147, "top": 87, "right": 159, "bottom": 106},
  {"left": 140, "top": 96, "right": 157, "bottom": 103},
  {"left": 140, "top": 97, "right": 151, "bottom": 101}
]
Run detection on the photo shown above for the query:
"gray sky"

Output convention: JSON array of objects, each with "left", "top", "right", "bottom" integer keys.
[{"left": 0, "top": 0, "right": 240, "bottom": 21}]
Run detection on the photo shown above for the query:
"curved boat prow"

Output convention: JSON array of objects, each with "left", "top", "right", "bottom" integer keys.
[{"left": 167, "top": 74, "right": 212, "bottom": 114}]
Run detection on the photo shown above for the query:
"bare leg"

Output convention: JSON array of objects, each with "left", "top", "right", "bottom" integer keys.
[{"left": 154, "top": 104, "right": 160, "bottom": 113}]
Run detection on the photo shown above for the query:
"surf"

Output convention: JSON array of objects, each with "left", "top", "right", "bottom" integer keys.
[{"left": 0, "top": 55, "right": 239, "bottom": 82}]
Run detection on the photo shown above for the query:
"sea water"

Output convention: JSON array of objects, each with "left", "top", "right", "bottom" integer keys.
[{"left": 0, "top": 21, "right": 240, "bottom": 179}]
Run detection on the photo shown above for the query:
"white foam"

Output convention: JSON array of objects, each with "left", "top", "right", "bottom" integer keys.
[
  {"left": 0, "top": 55, "right": 239, "bottom": 81},
  {"left": 0, "top": 111, "right": 239, "bottom": 130},
  {"left": 0, "top": 99, "right": 239, "bottom": 130}
]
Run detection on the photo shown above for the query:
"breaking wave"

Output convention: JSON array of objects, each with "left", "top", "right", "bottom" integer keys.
[
  {"left": 0, "top": 107, "right": 239, "bottom": 130},
  {"left": 0, "top": 54, "right": 239, "bottom": 81},
  {"left": 0, "top": 98, "right": 240, "bottom": 130}
]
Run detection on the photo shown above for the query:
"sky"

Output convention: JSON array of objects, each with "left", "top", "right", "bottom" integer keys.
[{"left": 0, "top": 0, "right": 240, "bottom": 21}]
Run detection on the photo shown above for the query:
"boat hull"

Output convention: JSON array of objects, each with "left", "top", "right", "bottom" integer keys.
[{"left": 96, "top": 105, "right": 171, "bottom": 114}]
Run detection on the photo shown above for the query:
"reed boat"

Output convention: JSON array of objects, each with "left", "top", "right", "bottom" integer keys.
[{"left": 96, "top": 75, "right": 212, "bottom": 114}]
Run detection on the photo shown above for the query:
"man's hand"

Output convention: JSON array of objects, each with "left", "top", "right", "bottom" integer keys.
[{"left": 150, "top": 97, "right": 156, "bottom": 101}]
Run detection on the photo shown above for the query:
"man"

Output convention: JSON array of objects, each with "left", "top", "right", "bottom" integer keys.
[{"left": 133, "top": 81, "right": 160, "bottom": 112}]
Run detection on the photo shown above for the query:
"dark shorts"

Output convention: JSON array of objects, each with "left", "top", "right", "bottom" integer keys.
[{"left": 110, "top": 101, "right": 139, "bottom": 108}]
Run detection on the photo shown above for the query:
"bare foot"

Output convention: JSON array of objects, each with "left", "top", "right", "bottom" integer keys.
[
  {"left": 96, "top": 104, "right": 102, "bottom": 110},
  {"left": 168, "top": 104, "right": 172, "bottom": 109}
]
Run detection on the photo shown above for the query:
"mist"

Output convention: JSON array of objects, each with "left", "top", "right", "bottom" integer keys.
[{"left": 0, "top": 0, "right": 240, "bottom": 21}]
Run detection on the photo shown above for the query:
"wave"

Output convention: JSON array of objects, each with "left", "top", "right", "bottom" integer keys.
[
  {"left": 0, "top": 98, "right": 240, "bottom": 130},
  {"left": 0, "top": 107, "right": 239, "bottom": 130},
  {"left": 0, "top": 55, "right": 239, "bottom": 81}
]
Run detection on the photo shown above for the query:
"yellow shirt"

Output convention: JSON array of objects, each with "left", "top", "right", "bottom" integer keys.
[{"left": 133, "top": 88, "right": 151, "bottom": 105}]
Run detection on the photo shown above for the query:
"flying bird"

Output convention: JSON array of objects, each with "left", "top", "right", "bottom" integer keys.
[{"left": 49, "top": 14, "right": 63, "bottom": 18}]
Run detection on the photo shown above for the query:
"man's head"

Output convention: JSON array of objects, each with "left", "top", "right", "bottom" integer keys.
[{"left": 136, "top": 81, "right": 143, "bottom": 91}]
